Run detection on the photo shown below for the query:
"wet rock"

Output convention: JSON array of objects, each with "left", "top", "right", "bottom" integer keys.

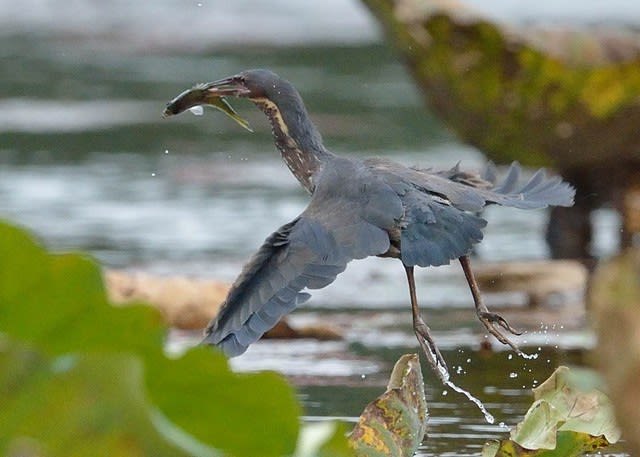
[
  {"left": 474, "top": 260, "right": 588, "bottom": 307},
  {"left": 104, "top": 270, "right": 228, "bottom": 330},
  {"left": 103, "top": 269, "right": 342, "bottom": 340}
]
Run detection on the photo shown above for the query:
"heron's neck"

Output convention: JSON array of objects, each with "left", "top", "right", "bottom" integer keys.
[{"left": 251, "top": 97, "right": 331, "bottom": 193}]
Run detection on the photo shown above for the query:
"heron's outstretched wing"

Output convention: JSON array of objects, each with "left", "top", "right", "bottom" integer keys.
[
  {"left": 203, "top": 158, "right": 402, "bottom": 356},
  {"left": 203, "top": 216, "right": 390, "bottom": 356}
]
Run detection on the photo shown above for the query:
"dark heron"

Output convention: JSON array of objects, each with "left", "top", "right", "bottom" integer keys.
[{"left": 164, "top": 69, "right": 575, "bottom": 383}]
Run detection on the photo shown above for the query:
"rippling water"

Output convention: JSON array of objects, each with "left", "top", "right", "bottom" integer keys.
[{"left": 0, "top": 1, "right": 633, "bottom": 455}]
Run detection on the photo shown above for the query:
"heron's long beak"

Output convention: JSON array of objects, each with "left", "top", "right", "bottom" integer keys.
[{"left": 201, "top": 76, "right": 251, "bottom": 98}]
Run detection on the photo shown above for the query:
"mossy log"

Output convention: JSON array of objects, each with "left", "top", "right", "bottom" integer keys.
[
  {"left": 362, "top": 0, "right": 640, "bottom": 168},
  {"left": 362, "top": 0, "right": 640, "bottom": 256},
  {"left": 589, "top": 247, "right": 640, "bottom": 456}
]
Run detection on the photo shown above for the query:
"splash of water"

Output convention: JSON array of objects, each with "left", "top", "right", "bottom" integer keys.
[
  {"left": 445, "top": 380, "right": 495, "bottom": 424},
  {"left": 434, "top": 360, "right": 495, "bottom": 424},
  {"left": 519, "top": 350, "right": 539, "bottom": 360},
  {"left": 419, "top": 332, "right": 495, "bottom": 424}
]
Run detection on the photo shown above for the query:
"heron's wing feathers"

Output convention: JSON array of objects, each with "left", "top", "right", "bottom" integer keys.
[
  {"left": 398, "top": 162, "right": 574, "bottom": 266},
  {"left": 203, "top": 204, "right": 392, "bottom": 356},
  {"left": 400, "top": 190, "right": 487, "bottom": 267},
  {"left": 364, "top": 158, "right": 574, "bottom": 267}
]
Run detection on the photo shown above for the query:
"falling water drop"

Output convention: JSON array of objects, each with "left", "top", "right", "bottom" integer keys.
[
  {"left": 189, "top": 105, "right": 204, "bottom": 116},
  {"left": 498, "top": 421, "right": 510, "bottom": 431}
]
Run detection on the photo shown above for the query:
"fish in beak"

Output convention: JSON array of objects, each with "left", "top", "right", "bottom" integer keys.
[{"left": 162, "top": 78, "right": 252, "bottom": 132}]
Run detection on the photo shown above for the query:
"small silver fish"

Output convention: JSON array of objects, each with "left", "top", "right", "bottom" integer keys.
[{"left": 162, "top": 83, "right": 253, "bottom": 132}]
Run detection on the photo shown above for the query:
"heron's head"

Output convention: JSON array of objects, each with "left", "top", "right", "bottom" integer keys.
[{"left": 204, "top": 69, "right": 295, "bottom": 102}]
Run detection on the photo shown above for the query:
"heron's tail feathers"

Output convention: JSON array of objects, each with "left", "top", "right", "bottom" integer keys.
[{"left": 482, "top": 162, "right": 575, "bottom": 209}]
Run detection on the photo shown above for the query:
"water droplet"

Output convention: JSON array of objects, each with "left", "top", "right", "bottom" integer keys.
[
  {"left": 189, "top": 105, "right": 204, "bottom": 116},
  {"left": 164, "top": 149, "right": 169, "bottom": 154},
  {"left": 361, "top": 374, "right": 366, "bottom": 379},
  {"left": 442, "top": 390, "right": 448, "bottom": 396},
  {"left": 507, "top": 354, "right": 513, "bottom": 360},
  {"left": 466, "top": 358, "right": 471, "bottom": 363},
  {"left": 509, "top": 372, "right": 518, "bottom": 378},
  {"left": 151, "top": 172, "right": 156, "bottom": 177}
]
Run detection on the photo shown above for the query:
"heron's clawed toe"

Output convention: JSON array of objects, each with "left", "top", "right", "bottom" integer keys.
[
  {"left": 477, "top": 311, "right": 523, "bottom": 353},
  {"left": 478, "top": 311, "right": 523, "bottom": 335}
]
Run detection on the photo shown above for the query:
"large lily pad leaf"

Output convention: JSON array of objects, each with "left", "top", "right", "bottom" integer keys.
[
  {"left": 0, "top": 342, "right": 196, "bottom": 457},
  {"left": 531, "top": 366, "right": 620, "bottom": 444},
  {"left": 482, "top": 366, "right": 620, "bottom": 457},
  {"left": 0, "top": 220, "right": 299, "bottom": 457}
]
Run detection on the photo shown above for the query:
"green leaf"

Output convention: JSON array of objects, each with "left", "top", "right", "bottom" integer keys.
[
  {"left": 348, "top": 354, "right": 428, "bottom": 457},
  {"left": 145, "top": 348, "right": 300, "bottom": 457},
  {"left": 0, "top": 220, "right": 300, "bottom": 457},
  {"left": 532, "top": 366, "right": 620, "bottom": 443},
  {"left": 510, "top": 400, "right": 564, "bottom": 449},
  {"left": 482, "top": 366, "right": 620, "bottom": 457},
  {"left": 0, "top": 341, "right": 193, "bottom": 457},
  {"left": 296, "top": 422, "right": 353, "bottom": 457}
]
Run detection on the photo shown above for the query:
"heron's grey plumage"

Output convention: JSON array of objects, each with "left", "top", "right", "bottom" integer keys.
[
  {"left": 195, "top": 69, "right": 575, "bottom": 357},
  {"left": 204, "top": 156, "right": 404, "bottom": 355}
]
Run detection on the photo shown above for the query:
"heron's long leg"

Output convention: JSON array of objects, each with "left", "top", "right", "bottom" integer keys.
[
  {"left": 458, "top": 255, "right": 523, "bottom": 354},
  {"left": 404, "top": 265, "right": 450, "bottom": 384}
]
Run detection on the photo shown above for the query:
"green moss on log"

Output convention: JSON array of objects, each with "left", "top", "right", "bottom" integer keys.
[{"left": 362, "top": 0, "right": 640, "bottom": 169}]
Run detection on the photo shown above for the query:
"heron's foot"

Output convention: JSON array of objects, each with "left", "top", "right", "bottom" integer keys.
[
  {"left": 413, "top": 315, "right": 450, "bottom": 384},
  {"left": 477, "top": 310, "right": 523, "bottom": 354}
]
